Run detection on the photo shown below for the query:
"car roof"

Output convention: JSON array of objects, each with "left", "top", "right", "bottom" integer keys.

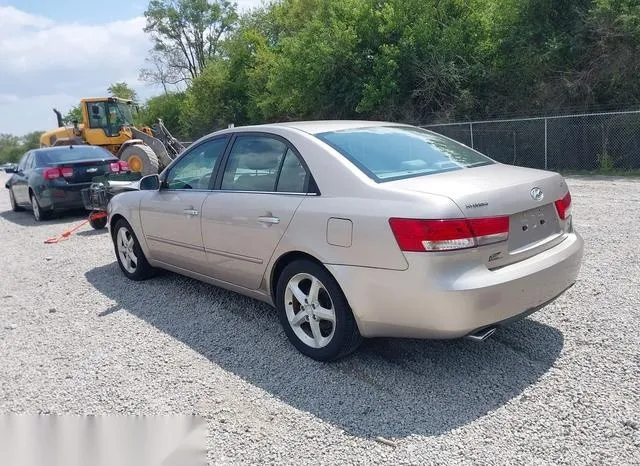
[
  {"left": 227, "top": 120, "right": 411, "bottom": 135},
  {"left": 32, "top": 145, "right": 107, "bottom": 153}
]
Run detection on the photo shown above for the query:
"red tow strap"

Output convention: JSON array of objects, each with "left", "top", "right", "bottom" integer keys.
[{"left": 44, "top": 212, "right": 107, "bottom": 244}]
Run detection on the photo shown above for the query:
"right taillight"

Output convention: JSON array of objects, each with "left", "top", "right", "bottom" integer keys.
[
  {"left": 554, "top": 191, "right": 572, "bottom": 220},
  {"left": 388, "top": 216, "right": 509, "bottom": 252},
  {"left": 110, "top": 160, "right": 130, "bottom": 173}
]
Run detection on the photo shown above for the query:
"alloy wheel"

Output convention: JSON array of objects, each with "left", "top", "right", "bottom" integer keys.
[
  {"left": 117, "top": 226, "right": 138, "bottom": 274},
  {"left": 284, "top": 273, "right": 336, "bottom": 349}
]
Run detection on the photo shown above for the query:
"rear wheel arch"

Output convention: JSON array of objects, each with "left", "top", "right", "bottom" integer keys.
[{"left": 269, "top": 251, "right": 331, "bottom": 302}]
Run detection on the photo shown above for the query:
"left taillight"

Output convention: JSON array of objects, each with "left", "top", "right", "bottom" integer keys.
[
  {"left": 43, "top": 167, "right": 73, "bottom": 180},
  {"left": 388, "top": 216, "right": 509, "bottom": 252},
  {"left": 554, "top": 191, "right": 572, "bottom": 220}
]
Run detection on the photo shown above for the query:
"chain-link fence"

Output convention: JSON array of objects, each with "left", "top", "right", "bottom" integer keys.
[{"left": 423, "top": 110, "right": 640, "bottom": 171}]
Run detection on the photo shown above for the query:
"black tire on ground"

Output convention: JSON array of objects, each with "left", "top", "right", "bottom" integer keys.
[
  {"left": 119, "top": 144, "right": 160, "bottom": 176},
  {"left": 30, "top": 191, "right": 51, "bottom": 221},
  {"left": 89, "top": 215, "right": 108, "bottom": 229},
  {"left": 9, "top": 189, "right": 24, "bottom": 212},
  {"left": 275, "top": 259, "right": 363, "bottom": 362},
  {"left": 113, "top": 218, "right": 156, "bottom": 281}
]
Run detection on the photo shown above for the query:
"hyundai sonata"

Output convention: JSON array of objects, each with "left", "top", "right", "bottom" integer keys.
[{"left": 107, "top": 121, "right": 583, "bottom": 361}]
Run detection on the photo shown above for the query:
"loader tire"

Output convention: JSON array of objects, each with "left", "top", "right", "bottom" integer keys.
[{"left": 120, "top": 144, "right": 160, "bottom": 176}]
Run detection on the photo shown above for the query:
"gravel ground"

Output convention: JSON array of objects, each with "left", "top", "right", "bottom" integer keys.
[{"left": 0, "top": 171, "right": 639, "bottom": 465}]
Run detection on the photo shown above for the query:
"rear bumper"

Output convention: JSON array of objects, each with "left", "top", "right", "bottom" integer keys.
[
  {"left": 38, "top": 183, "right": 91, "bottom": 211},
  {"left": 325, "top": 231, "right": 584, "bottom": 339}
]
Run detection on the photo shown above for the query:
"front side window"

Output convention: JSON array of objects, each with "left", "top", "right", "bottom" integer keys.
[
  {"left": 221, "top": 136, "right": 288, "bottom": 192},
  {"left": 165, "top": 137, "right": 228, "bottom": 190},
  {"left": 316, "top": 126, "right": 495, "bottom": 182}
]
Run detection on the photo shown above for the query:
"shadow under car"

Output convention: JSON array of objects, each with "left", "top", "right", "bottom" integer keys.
[{"left": 85, "top": 262, "right": 564, "bottom": 439}]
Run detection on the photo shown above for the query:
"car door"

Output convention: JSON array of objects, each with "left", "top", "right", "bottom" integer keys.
[
  {"left": 138, "top": 136, "right": 229, "bottom": 276},
  {"left": 201, "top": 133, "right": 312, "bottom": 290},
  {"left": 11, "top": 152, "right": 32, "bottom": 205}
]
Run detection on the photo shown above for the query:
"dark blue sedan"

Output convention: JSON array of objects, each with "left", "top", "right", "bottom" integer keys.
[{"left": 5, "top": 145, "right": 128, "bottom": 222}]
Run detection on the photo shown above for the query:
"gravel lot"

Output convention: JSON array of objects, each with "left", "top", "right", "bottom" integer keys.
[{"left": 0, "top": 171, "right": 639, "bottom": 464}]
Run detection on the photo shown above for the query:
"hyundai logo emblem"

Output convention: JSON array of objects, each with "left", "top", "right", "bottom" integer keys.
[{"left": 530, "top": 187, "right": 544, "bottom": 201}]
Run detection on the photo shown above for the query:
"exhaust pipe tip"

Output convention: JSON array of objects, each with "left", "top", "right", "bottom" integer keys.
[{"left": 466, "top": 326, "right": 498, "bottom": 342}]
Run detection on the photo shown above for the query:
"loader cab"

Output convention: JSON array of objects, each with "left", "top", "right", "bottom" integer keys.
[{"left": 81, "top": 98, "right": 136, "bottom": 141}]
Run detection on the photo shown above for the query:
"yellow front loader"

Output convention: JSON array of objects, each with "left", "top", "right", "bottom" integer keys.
[{"left": 40, "top": 97, "right": 184, "bottom": 175}]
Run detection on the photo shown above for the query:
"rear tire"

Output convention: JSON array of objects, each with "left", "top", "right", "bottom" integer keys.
[
  {"left": 120, "top": 144, "right": 159, "bottom": 176},
  {"left": 9, "top": 189, "right": 24, "bottom": 212},
  {"left": 30, "top": 192, "right": 51, "bottom": 221},
  {"left": 113, "top": 219, "right": 156, "bottom": 281},
  {"left": 276, "top": 259, "right": 363, "bottom": 362}
]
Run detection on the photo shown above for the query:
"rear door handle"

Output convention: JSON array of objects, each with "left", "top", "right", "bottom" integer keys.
[
  {"left": 183, "top": 209, "right": 199, "bottom": 216},
  {"left": 257, "top": 216, "right": 280, "bottom": 224}
]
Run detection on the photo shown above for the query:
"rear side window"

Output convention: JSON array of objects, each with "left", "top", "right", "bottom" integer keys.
[
  {"left": 316, "top": 126, "right": 495, "bottom": 182},
  {"left": 221, "top": 136, "right": 288, "bottom": 192},
  {"left": 276, "top": 149, "right": 308, "bottom": 193},
  {"left": 17, "top": 153, "right": 30, "bottom": 171},
  {"left": 37, "top": 147, "right": 114, "bottom": 165}
]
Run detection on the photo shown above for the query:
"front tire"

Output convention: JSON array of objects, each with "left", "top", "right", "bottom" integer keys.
[
  {"left": 9, "top": 189, "right": 24, "bottom": 212},
  {"left": 276, "top": 260, "right": 362, "bottom": 362},
  {"left": 113, "top": 219, "right": 156, "bottom": 281},
  {"left": 120, "top": 144, "right": 159, "bottom": 176}
]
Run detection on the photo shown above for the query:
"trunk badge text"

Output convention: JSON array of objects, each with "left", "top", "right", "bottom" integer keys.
[
  {"left": 465, "top": 201, "right": 488, "bottom": 209},
  {"left": 86, "top": 168, "right": 98, "bottom": 173},
  {"left": 530, "top": 187, "right": 544, "bottom": 201}
]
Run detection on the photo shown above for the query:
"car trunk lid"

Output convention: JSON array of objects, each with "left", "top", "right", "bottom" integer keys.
[
  {"left": 47, "top": 158, "right": 117, "bottom": 183},
  {"left": 386, "top": 163, "right": 571, "bottom": 267}
]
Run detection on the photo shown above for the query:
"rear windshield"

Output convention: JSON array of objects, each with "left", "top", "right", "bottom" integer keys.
[
  {"left": 36, "top": 147, "right": 115, "bottom": 165},
  {"left": 316, "top": 126, "right": 495, "bottom": 182}
]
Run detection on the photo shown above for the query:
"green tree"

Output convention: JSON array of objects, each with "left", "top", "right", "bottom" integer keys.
[
  {"left": 0, "top": 131, "right": 44, "bottom": 164},
  {"left": 143, "top": 0, "right": 238, "bottom": 84},
  {"left": 141, "top": 0, "right": 640, "bottom": 140},
  {"left": 138, "top": 92, "right": 187, "bottom": 138},
  {"left": 62, "top": 105, "right": 82, "bottom": 125},
  {"left": 107, "top": 82, "right": 138, "bottom": 101}
]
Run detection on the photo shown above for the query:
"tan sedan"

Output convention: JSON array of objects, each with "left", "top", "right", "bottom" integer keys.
[{"left": 107, "top": 121, "right": 584, "bottom": 361}]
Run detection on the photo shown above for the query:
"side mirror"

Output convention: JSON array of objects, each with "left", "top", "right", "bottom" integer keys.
[
  {"left": 139, "top": 174, "right": 160, "bottom": 191},
  {"left": 4, "top": 166, "right": 16, "bottom": 174}
]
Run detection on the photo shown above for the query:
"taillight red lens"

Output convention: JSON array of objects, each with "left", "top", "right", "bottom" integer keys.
[
  {"left": 110, "top": 162, "right": 121, "bottom": 173},
  {"left": 389, "top": 216, "right": 509, "bottom": 252},
  {"left": 554, "top": 192, "right": 572, "bottom": 220},
  {"left": 60, "top": 167, "right": 73, "bottom": 178},
  {"left": 118, "top": 160, "right": 129, "bottom": 172},
  {"left": 43, "top": 168, "right": 60, "bottom": 180}
]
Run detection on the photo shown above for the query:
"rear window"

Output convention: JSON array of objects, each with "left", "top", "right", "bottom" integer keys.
[
  {"left": 36, "top": 147, "right": 115, "bottom": 165},
  {"left": 316, "top": 126, "right": 495, "bottom": 182}
]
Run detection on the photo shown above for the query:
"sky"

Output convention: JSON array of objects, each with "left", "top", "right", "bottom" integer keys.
[{"left": 0, "top": 0, "right": 264, "bottom": 135}]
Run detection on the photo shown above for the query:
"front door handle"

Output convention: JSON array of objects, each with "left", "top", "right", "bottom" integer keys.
[
  {"left": 183, "top": 209, "right": 199, "bottom": 216},
  {"left": 257, "top": 216, "right": 280, "bottom": 225}
]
